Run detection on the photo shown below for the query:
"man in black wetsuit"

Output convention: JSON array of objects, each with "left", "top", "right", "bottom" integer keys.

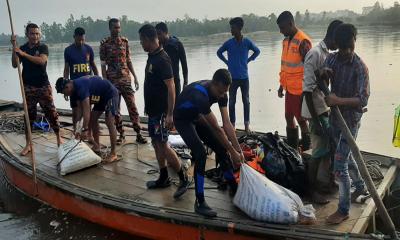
[{"left": 174, "top": 69, "right": 244, "bottom": 218}]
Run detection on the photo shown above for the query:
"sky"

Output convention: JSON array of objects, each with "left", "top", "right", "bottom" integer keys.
[{"left": 0, "top": 0, "right": 396, "bottom": 35}]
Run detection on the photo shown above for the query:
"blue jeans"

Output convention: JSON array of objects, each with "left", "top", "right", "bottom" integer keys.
[
  {"left": 229, "top": 79, "right": 250, "bottom": 125},
  {"left": 332, "top": 121, "right": 365, "bottom": 215}
]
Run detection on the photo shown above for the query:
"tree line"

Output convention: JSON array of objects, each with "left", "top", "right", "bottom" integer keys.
[{"left": 1, "top": 2, "right": 399, "bottom": 46}]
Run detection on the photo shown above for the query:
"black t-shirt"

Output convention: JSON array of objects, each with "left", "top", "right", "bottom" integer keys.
[
  {"left": 174, "top": 80, "right": 228, "bottom": 122},
  {"left": 19, "top": 42, "right": 50, "bottom": 87},
  {"left": 144, "top": 48, "right": 174, "bottom": 117},
  {"left": 163, "top": 36, "right": 186, "bottom": 82}
]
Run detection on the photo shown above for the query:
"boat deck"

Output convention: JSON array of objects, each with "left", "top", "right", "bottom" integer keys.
[{"left": 0, "top": 107, "right": 398, "bottom": 238}]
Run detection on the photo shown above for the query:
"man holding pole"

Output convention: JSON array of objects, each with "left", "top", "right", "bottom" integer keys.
[
  {"left": 11, "top": 23, "right": 61, "bottom": 156},
  {"left": 320, "top": 24, "right": 369, "bottom": 224}
]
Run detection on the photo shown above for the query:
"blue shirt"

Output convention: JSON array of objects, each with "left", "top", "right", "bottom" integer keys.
[
  {"left": 217, "top": 37, "right": 260, "bottom": 80},
  {"left": 64, "top": 43, "right": 94, "bottom": 80},
  {"left": 70, "top": 76, "right": 117, "bottom": 108},
  {"left": 324, "top": 52, "right": 370, "bottom": 128}
]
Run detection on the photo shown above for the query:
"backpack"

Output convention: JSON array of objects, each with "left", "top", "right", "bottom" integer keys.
[{"left": 238, "top": 132, "right": 307, "bottom": 196}]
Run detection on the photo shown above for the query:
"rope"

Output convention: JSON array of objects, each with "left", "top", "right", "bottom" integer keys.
[
  {"left": 365, "top": 159, "right": 384, "bottom": 185},
  {"left": 0, "top": 114, "right": 25, "bottom": 133}
]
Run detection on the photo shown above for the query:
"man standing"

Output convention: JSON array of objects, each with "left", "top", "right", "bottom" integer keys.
[
  {"left": 11, "top": 23, "right": 61, "bottom": 156},
  {"left": 155, "top": 22, "right": 188, "bottom": 98},
  {"left": 322, "top": 24, "right": 369, "bottom": 224},
  {"left": 139, "top": 24, "right": 189, "bottom": 198},
  {"left": 217, "top": 17, "right": 260, "bottom": 133},
  {"left": 174, "top": 69, "right": 243, "bottom": 218},
  {"left": 100, "top": 18, "right": 147, "bottom": 144},
  {"left": 56, "top": 76, "right": 119, "bottom": 162},
  {"left": 64, "top": 27, "right": 98, "bottom": 134},
  {"left": 276, "top": 11, "right": 312, "bottom": 150},
  {"left": 302, "top": 20, "right": 343, "bottom": 204}
]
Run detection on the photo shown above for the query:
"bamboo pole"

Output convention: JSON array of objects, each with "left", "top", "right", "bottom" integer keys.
[
  {"left": 318, "top": 79, "right": 399, "bottom": 239},
  {"left": 5, "top": 0, "right": 38, "bottom": 192}
]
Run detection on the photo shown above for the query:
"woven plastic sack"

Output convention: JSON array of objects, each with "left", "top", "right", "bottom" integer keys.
[
  {"left": 233, "top": 164, "right": 315, "bottom": 224},
  {"left": 57, "top": 139, "right": 101, "bottom": 175}
]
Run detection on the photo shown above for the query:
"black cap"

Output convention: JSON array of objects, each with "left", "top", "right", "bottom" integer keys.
[{"left": 55, "top": 77, "right": 70, "bottom": 93}]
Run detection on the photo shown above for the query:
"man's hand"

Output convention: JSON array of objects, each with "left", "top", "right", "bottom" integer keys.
[
  {"left": 277, "top": 86, "right": 284, "bottom": 98},
  {"left": 10, "top": 35, "right": 17, "bottom": 46},
  {"left": 316, "top": 67, "right": 334, "bottom": 81},
  {"left": 325, "top": 93, "right": 341, "bottom": 107},
  {"left": 13, "top": 47, "right": 26, "bottom": 58},
  {"left": 230, "top": 150, "right": 242, "bottom": 166},
  {"left": 133, "top": 76, "right": 139, "bottom": 91},
  {"left": 165, "top": 114, "right": 174, "bottom": 130}
]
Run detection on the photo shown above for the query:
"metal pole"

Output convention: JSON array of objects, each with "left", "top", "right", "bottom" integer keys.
[
  {"left": 5, "top": 0, "right": 38, "bottom": 192},
  {"left": 318, "top": 80, "right": 399, "bottom": 239}
]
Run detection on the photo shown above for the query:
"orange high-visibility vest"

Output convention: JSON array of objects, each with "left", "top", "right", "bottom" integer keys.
[{"left": 279, "top": 30, "right": 311, "bottom": 96}]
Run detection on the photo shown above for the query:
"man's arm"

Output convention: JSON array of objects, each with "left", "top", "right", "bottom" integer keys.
[
  {"left": 79, "top": 97, "right": 91, "bottom": 130},
  {"left": 15, "top": 49, "right": 47, "bottom": 65},
  {"left": 72, "top": 106, "right": 82, "bottom": 132},
  {"left": 247, "top": 39, "right": 260, "bottom": 63},
  {"left": 10, "top": 35, "right": 19, "bottom": 68},
  {"left": 216, "top": 42, "right": 229, "bottom": 65},
  {"left": 63, "top": 62, "right": 70, "bottom": 79},
  {"left": 89, "top": 48, "right": 99, "bottom": 76},
  {"left": 125, "top": 40, "right": 139, "bottom": 90},
  {"left": 178, "top": 41, "right": 189, "bottom": 86},
  {"left": 220, "top": 106, "right": 241, "bottom": 152},
  {"left": 99, "top": 42, "right": 108, "bottom": 78},
  {"left": 11, "top": 48, "right": 19, "bottom": 68},
  {"left": 91, "top": 61, "right": 99, "bottom": 76},
  {"left": 299, "top": 39, "right": 312, "bottom": 62},
  {"left": 164, "top": 78, "right": 176, "bottom": 129}
]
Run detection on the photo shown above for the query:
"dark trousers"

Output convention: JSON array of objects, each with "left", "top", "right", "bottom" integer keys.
[
  {"left": 229, "top": 79, "right": 250, "bottom": 125},
  {"left": 175, "top": 120, "right": 233, "bottom": 201}
]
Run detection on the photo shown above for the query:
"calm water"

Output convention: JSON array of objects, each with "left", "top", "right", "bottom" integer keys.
[{"left": 0, "top": 26, "right": 400, "bottom": 238}]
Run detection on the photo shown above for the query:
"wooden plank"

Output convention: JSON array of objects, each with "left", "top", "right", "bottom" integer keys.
[{"left": 351, "top": 164, "right": 398, "bottom": 234}]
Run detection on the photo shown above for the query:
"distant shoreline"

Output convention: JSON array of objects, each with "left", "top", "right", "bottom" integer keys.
[{"left": 1, "top": 24, "right": 399, "bottom": 48}]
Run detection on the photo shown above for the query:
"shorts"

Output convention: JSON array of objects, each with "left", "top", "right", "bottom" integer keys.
[
  {"left": 285, "top": 92, "right": 302, "bottom": 120},
  {"left": 148, "top": 114, "right": 169, "bottom": 143},
  {"left": 92, "top": 93, "right": 119, "bottom": 116}
]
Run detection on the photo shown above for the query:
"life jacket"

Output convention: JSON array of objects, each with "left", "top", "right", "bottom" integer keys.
[
  {"left": 280, "top": 30, "right": 311, "bottom": 96},
  {"left": 393, "top": 105, "right": 400, "bottom": 147}
]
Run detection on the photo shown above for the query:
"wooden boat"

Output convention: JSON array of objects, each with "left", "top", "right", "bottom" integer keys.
[{"left": 0, "top": 100, "right": 398, "bottom": 240}]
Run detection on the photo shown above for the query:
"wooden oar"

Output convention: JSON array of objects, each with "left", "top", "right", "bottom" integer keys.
[
  {"left": 318, "top": 77, "right": 399, "bottom": 239},
  {"left": 5, "top": 0, "right": 38, "bottom": 194}
]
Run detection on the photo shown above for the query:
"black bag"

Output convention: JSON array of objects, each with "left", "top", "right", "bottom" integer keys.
[{"left": 238, "top": 132, "right": 307, "bottom": 196}]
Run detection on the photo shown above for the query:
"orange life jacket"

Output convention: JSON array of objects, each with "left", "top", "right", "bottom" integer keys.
[{"left": 279, "top": 29, "right": 311, "bottom": 96}]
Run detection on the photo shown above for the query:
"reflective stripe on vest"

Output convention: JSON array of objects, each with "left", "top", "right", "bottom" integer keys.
[{"left": 280, "top": 30, "right": 311, "bottom": 96}]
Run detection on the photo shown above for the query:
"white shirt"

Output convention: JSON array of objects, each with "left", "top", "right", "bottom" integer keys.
[{"left": 301, "top": 41, "right": 330, "bottom": 119}]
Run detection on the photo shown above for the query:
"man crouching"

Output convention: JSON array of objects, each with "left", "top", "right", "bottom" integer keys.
[{"left": 55, "top": 76, "right": 119, "bottom": 163}]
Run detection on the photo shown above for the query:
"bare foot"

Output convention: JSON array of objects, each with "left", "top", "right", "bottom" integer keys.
[
  {"left": 20, "top": 145, "right": 31, "bottom": 156},
  {"left": 103, "top": 154, "right": 119, "bottom": 163}
]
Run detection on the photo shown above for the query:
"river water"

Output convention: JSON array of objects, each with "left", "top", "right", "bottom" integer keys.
[{"left": 0, "top": 26, "right": 399, "bottom": 238}]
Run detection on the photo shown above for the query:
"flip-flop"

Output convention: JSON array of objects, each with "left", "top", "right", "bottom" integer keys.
[{"left": 102, "top": 154, "right": 122, "bottom": 164}]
